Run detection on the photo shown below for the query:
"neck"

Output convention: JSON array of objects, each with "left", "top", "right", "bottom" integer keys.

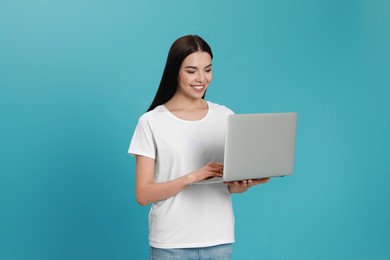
[{"left": 165, "top": 95, "right": 207, "bottom": 111}]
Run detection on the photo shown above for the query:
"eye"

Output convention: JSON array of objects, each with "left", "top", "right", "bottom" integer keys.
[{"left": 186, "top": 70, "right": 196, "bottom": 74}]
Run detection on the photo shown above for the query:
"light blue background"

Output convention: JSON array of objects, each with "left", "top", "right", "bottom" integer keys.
[{"left": 1, "top": 0, "right": 389, "bottom": 259}]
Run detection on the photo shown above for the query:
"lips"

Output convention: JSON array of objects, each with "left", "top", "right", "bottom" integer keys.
[{"left": 192, "top": 85, "right": 205, "bottom": 90}]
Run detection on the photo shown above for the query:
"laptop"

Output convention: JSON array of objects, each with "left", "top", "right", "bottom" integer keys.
[{"left": 193, "top": 112, "right": 297, "bottom": 184}]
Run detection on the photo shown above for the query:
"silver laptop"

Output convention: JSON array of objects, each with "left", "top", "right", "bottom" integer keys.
[{"left": 194, "top": 112, "right": 297, "bottom": 184}]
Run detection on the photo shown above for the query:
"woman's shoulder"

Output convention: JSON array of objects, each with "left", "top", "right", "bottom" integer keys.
[
  {"left": 137, "top": 105, "right": 166, "bottom": 122},
  {"left": 207, "top": 100, "right": 235, "bottom": 115}
]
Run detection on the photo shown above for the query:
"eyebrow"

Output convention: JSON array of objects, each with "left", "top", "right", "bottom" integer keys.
[{"left": 185, "top": 64, "right": 212, "bottom": 69}]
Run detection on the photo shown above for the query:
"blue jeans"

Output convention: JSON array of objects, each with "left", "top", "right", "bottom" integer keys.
[{"left": 150, "top": 243, "right": 233, "bottom": 260}]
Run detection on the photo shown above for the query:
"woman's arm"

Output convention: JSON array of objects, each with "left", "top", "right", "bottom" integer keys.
[{"left": 135, "top": 155, "right": 223, "bottom": 206}]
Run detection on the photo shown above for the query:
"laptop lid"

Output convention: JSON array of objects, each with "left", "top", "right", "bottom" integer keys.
[{"left": 222, "top": 112, "right": 297, "bottom": 182}]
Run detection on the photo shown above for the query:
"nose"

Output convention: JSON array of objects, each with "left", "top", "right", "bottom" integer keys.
[{"left": 196, "top": 71, "right": 205, "bottom": 82}]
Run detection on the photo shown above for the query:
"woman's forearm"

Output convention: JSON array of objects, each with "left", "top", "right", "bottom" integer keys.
[{"left": 136, "top": 174, "right": 195, "bottom": 206}]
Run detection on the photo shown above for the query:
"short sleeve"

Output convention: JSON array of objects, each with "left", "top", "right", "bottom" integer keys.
[{"left": 128, "top": 116, "right": 156, "bottom": 159}]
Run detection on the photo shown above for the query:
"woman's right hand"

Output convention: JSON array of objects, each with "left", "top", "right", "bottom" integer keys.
[
  {"left": 136, "top": 157, "right": 224, "bottom": 206},
  {"left": 188, "top": 162, "right": 224, "bottom": 183}
]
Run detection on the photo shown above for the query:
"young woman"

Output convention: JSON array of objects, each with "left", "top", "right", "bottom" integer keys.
[{"left": 128, "top": 35, "right": 269, "bottom": 260}]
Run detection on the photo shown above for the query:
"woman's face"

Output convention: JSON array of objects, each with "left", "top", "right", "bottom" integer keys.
[{"left": 176, "top": 51, "right": 212, "bottom": 100}]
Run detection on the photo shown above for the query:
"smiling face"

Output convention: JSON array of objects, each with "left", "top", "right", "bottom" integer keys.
[{"left": 176, "top": 51, "right": 212, "bottom": 101}]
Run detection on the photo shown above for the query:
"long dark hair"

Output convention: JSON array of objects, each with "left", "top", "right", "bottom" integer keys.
[{"left": 147, "top": 35, "right": 213, "bottom": 112}]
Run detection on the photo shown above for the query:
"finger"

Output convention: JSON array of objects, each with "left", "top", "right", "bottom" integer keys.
[
  {"left": 213, "top": 172, "right": 223, "bottom": 177},
  {"left": 207, "top": 164, "right": 223, "bottom": 172},
  {"left": 251, "top": 178, "right": 270, "bottom": 185},
  {"left": 209, "top": 162, "right": 224, "bottom": 167},
  {"left": 211, "top": 169, "right": 223, "bottom": 175}
]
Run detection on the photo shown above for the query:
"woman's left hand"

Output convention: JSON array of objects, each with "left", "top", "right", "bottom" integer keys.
[{"left": 225, "top": 178, "right": 270, "bottom": 193}]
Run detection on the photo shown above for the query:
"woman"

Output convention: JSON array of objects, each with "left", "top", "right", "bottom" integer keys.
[{"left": 128, "top": 35, "right": 269, "bottom": 260}]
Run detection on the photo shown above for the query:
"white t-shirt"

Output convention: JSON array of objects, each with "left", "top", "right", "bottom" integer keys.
[{"left": 128, "top": 101, "right": 235, "bottom": 249}]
